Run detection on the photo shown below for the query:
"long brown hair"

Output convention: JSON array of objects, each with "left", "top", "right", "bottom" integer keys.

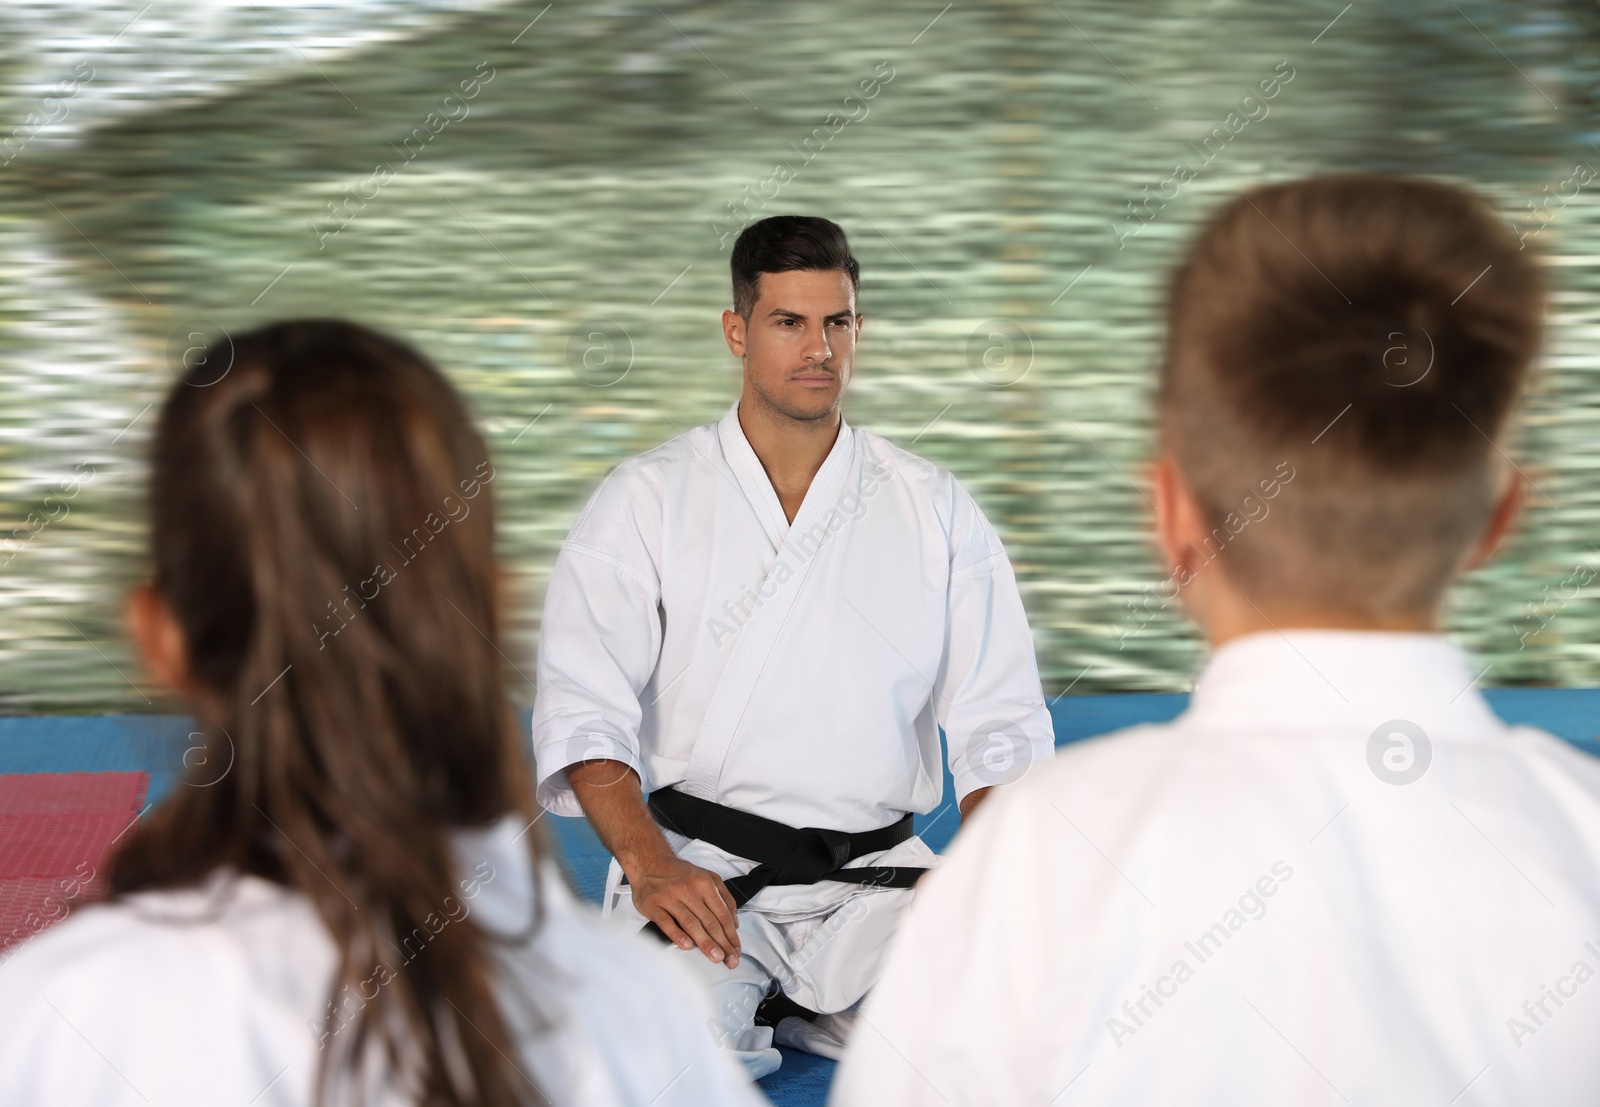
[{"left": 111, "top": 319, "right": 546, "bottom": 1106}]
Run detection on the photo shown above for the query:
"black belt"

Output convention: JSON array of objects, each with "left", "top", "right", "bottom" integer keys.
[{"left": 634, "top": 788, "right": 927, "bottom": 938}]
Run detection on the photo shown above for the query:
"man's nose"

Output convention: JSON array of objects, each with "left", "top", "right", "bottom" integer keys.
[{"left": 803, "top": 328, "right": 832, "bottom": 364}]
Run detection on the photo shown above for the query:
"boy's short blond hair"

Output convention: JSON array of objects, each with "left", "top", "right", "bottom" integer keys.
[{"left": 1160, "top": 173, "right": 1544, "bottom": 617}]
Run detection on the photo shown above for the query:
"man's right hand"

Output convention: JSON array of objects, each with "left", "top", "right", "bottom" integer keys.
[
  {"left": 564, "top": 758, "right": 743, "bottom": 969},
  {"left": 626, "top": 853, "right": 743, "bottom": 969}
]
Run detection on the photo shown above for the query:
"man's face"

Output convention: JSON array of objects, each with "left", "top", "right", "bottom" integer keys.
[{"left": 722, "top": 268, "right": 861, "bottom": 423}]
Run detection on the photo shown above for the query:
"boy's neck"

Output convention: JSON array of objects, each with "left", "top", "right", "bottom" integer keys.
[{"left": 1203, "top": 601, "right": 1439, "bottom": 651}]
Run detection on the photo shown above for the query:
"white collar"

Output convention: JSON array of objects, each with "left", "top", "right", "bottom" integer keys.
[
  {"left": 112, "top": 813, "right": 548, "bottom": 938},
  {"left": 1184, "top": 629, "right": 1504, "bottom": 738},
  {"left": 448, "top": 812, "right": 546, "bottom": 936},
  {"left": 715, "top": 398, "right": 855, "bottom": 550}
]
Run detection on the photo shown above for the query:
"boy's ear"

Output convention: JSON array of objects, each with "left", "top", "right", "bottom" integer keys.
[
  {"left": 125, "top": 583, "right": 192, "bottom": 697},
  {"left": 1463, "top": 468, "right": 1523, "bottom": 572},
  {"left": 1153, "top": 455, "right": 1204, "bottom": 579}
]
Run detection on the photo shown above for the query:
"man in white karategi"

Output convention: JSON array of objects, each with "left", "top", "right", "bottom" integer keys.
[
  {"left": 531, "top": 215, "right": 1055, "bottom": 1079},
  {"left": 833, "top": 174, "right": 1600, "bottom": 1106}
]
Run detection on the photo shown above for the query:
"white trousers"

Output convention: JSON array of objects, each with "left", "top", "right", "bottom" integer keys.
[{"left": 601, "top": 842, "right": 930, "bottom": 1079}]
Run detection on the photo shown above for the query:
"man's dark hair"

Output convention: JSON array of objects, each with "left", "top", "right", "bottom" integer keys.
[
  {"left": 731, "top": 215, "right": 860, "bottom": 318},
  {"left": 1160, "top": 173, "right": 1543, "bottom": 617}
]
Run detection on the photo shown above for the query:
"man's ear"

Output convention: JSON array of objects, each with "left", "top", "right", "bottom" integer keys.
[
  {"left": 1464, "top": 468, "right": 1523, "bottom": 571},
  {"left": 125, "top": 582, "right": 193, "bottom": 697},
  {"left": 721, "top": 309, "right": 747, "bottom": 358}
]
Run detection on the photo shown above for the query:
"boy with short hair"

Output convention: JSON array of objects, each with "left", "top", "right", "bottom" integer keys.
[{"left": 832, "top": 174, "right": 1600, "bottom": 1105}]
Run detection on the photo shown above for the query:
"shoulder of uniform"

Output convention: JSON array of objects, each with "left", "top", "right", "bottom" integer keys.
[{"left": 855, "top": 427, "right": 952, "bottom": 490}]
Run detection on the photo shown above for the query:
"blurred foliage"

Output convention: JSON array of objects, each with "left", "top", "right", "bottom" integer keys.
[{"left": 1, "top": 0, "right": 1598, "bottom": 712}]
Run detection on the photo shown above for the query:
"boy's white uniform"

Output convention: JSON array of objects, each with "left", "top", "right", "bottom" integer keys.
[
  {"left": 833, "top": 630, "right": 1600, "bottom": 1106},
  {"left": 0, "top": 814, "right": 766, "bottom": 1107},
  {"left": 531, "top": 400, "right": 1054, "bottom": 1074}
]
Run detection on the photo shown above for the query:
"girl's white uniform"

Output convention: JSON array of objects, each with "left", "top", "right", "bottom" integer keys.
[{"left": 0, "top": 813, "right": 766, "bottom": 1107}]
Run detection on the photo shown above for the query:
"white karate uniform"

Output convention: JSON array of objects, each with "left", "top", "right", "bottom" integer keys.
[
  {"left": 833, "top": 630, "right": 1600, "bottom": 1107},
  {"left": 531, "top": 399, "right": 1054, "bottom": 1075},
  {"left": 0, "top": 813, "right": 765, "bottom": 1107}
]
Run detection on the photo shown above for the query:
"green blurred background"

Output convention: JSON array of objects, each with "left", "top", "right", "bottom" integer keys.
[{"left": 1, "top": 0, "right": 1597, "bottom": 713}]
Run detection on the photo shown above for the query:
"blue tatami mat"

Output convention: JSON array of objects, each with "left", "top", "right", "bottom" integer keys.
[{"left": 4, "top": 690, "right": 1599, "bottom": 1105}]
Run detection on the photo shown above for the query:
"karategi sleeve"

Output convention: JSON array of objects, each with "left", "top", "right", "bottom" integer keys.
[
  {"left": 932, "top": 478, "right": 1057, "bottom": 806},
  {"left": 531, "top": 469, "right": 665, "bottom": 817}
]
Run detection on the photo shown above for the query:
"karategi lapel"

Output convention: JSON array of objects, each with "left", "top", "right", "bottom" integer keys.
[
  {"left": 682, "top": 402, "right": 857, "bottom": 800},
  {"left": 717, "top": 401, "right": 792, "bottom": 552}
]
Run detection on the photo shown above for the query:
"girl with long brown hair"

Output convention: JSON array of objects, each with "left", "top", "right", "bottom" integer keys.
[{"left": 0, "top": 320, "right": 763, "bottom": 1107}]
